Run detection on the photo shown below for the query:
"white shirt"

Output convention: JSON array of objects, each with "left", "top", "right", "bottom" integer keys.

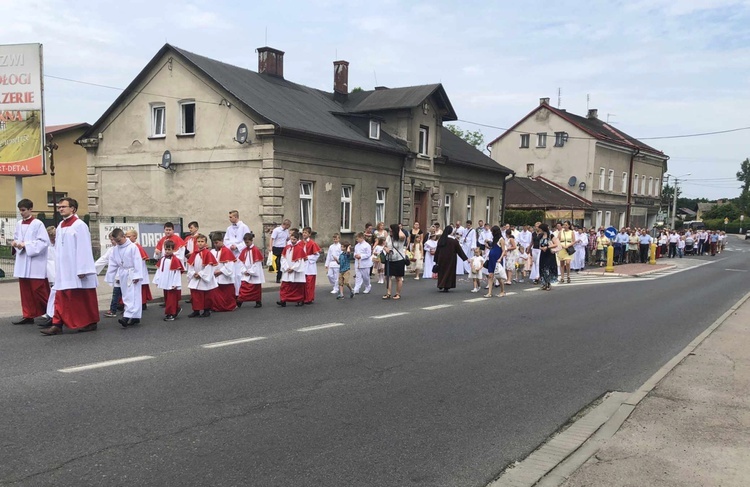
[
  {"left": 517, "top": 230, "right": 532, "bottom": 249},
  {"left": 354, "top": 241, "right": 373, "bottom": 269},
  {"left": 224, "top": 221, "right": 251, "bottom": 256},
  {"left": 271, "top": 226, "right": 289, "bottom": 248},
  {"left": 325, "top": 243, "right": 342, "bottom": 269},
  {"left": 187, "top": 251, "right": 219, "bottom": 291}
]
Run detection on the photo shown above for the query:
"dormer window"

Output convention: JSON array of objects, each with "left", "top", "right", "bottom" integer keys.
[
  {"left": 369, "top": 120, "right": 380, "bottom": 140},
  {"left": 418, "top": 126, "right": 429, "bottom": 156}
]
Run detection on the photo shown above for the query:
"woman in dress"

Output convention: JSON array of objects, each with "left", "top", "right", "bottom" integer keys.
[
  {"left": 374, "top": 222, "right": 388, "bottom": 241},
  {"left": 422, "top": 233, "right": 438, "bottom": 279},
  {"left": 434, "top": 225, "right": 468, "bottom": 292},
  {"left": 409, "top": 221, "right": 423, "bottom": 246},
  {"left": 383, "top": 223, "right": 408, "bottom": 300},
  {"left": 538, "top": 223, "right": 560, "bottom": 291},
  {"left": 504, "top": 229, "right": 518, "bottom": 284},
  {"left": 484, "top": 226, "right": 506, "bottom": 298},
  {"left": 557, "top": 221, "right": 575, "bottom": 283},
  {"left": 571, "top": 225, "right": 587, "bottom": 272}
]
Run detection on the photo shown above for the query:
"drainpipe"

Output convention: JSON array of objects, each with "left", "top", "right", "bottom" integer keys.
[
  {"left": 398, "top": 156, "right": 407, "bottom": 224},
  {"left": 625, "top": 148, "right": 640, "bottom": 226},
  {"left": 500, "top": 171, "right": 515, "bottom": 225}
]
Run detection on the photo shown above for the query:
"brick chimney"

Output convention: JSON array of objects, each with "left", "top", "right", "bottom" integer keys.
[
  {"left": 539, "top": 97, "right": 550, "bottom": 105},
  {"left": 333, "top": 60, "right": 349, "bottom": 101},
  {"left": 587, "top": 108, "right": 598, "bottom": 119},
  {"left": 257, "top": 47, "right": 284, "bottom": 78}
]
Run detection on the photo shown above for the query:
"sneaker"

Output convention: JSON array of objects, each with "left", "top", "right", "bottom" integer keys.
[
  {"left": 363, "top": 287, "right": 371, "bottom": 294},
  {"left": 471, "top": 288, "right": 478, "bottom": 293},
  {"left": 104, "top": 311, "right": 117, "bottom": 318},
  {"left": 330, "top": 289, "right": 338, "bottom": 294},
  {"left": 164, "top": 315, "right": 175, "bottom": 321}
]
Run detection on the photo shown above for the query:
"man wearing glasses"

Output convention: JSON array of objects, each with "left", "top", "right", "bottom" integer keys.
[{"left": 40, "top": 197, "right": 99, "bottom": 335}]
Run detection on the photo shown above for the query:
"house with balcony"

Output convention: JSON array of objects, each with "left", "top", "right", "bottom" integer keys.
[{"left": 488, "top": 98, "right": 668, "bottom": 229}]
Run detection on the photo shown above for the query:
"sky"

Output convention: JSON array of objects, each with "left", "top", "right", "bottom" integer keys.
[{"left": 5, "top": 0, "right": 750, "bottom": 199}]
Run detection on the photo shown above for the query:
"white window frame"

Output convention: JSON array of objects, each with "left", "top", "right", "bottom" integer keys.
[
  {"left": 622, "top": 172, "right": 628, "bottom": 193},
  {"left": 599, "top": 167, "right": 606, "bottom": 190},
  {"left": 300, "top": 182, "right": 313, "bottom": 229},
  {"left": 648, "top": 177, "right": 654, "bottom": 196},
  {"left": 486, "top": 197, "right": 492, "bottom": 224},
  {"left": 375, "top": 188, "right": 386, "bottom": 224},
  {"left": 605, "top": 211, "right": 612, "bottom": 227},
  {"left": 632, "top": 174, "right": 638, "bottom": 195},
  {"left": 536, "top": 132, "right": 547, "bottom": 148},
  {"left": 595, "top": 210, "right": 603, "bottom": 229},
  {"left": 619, "top": 212, "right": 626, "bottom": 228},
  {"left": 554, "top": 131, "right": 566, "bottom": 147},
  {"left": 418, "top": 126, "right": 429, "bottom": 156},
  {"left": 340, "top": 185, "right": 352, "bottom": 232},
  {"left": 608, "top": 169, "right": 614, "bottom": 191},
  {"left": 179, "top": 100, "right": 196, "bottom": 135},
  {"left": 466, "top": 196, "right": 474, "bottom": 222},
  {"left": 641, "top": 175, "right": 647, "bottom": 195},
  {"left": 151, "top": 103, "right": 166, "bottom": 137},
  {"left": 369, "top": 120, "right": 380, "bottom": 140},
  {"left": 519, "top": 134, "right": 530, "bottom": 148},
  {"left": 444, "top": 194, "right": 452, "bottom": 228}
]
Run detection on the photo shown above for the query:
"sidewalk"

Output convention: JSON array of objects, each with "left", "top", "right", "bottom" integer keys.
[
  {"left": 558, "top": 292, "right": 750, "bottom": 486},
  {"left": 0, "top": 261, "right": 335, "bottom": 319}
]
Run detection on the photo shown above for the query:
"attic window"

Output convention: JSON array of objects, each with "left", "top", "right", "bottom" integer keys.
[
  {"left": 179, "top": 101, "right": 196, "bottom": 135},
  {"left": 369, "top": 120, "right": 380, "bottom": 140},
  {"left": 151, "top": 103, "right": 166, "bottom": 137}
]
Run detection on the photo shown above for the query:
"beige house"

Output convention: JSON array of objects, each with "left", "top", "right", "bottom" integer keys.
[
  {"left": 0, "top": 123, "right": 90, "bottom": 215},
  {"left": 488, "top": 98, "right": 668, "bottom": 229},
  {"left": 77, "top": 44, "right": 512, "bottom": 250}
]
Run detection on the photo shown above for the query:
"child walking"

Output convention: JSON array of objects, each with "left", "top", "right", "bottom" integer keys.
[
  {"left": 153, "top": 240, "right": 184, "bottom": 321},
  {"left": 186, "top": 234, "right": 218, "bottom": 317},
  {"left": 238, "top": 232, "right": 265, "bottom": 308},
  {"left": 411, "top": 234, "right": 424, "bottom": 279},
  {"left": 325, "top": 233, "right": 342, "bottom": 294},
  {"left": 373, "top": 237, "right": 385, "bottom": 284},
  {"left": 469, "top": 247, "right": 485, "bottom": 292},
  {"left": 337, "top": 241, "right": 355, "bottom": 299}
]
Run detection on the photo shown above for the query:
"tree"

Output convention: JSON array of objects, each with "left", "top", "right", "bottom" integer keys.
[
  {"left": 737, "top": 158, "right": 750, "bottom": 194},
  {"left": 445, "top": 124, "right": 484, "bottom": 150},
  {"left": 703, "top": 202, "right": 742, "bottom": 221}
]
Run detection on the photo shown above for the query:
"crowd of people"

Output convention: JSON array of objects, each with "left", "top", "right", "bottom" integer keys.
[{"left": 9, "top": 197, "right": 729, "bottom": 336}]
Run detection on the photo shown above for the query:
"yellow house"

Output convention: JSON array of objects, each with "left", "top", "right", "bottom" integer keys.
[{"left": 0, "top": 123, "right": 90, "bottom": 215}]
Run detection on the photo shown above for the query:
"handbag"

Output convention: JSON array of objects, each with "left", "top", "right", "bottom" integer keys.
[
  {"left": 432, "top": 264, "right": 439, "bottom": 273},
  {"left": 378, "top": 252, "right": 387, "bottom": 264},
  {"left": 566, "top": 246, "right": 576, "bottom": 256}
]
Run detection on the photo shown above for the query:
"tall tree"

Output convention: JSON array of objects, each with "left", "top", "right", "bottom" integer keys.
[
  {"left": 445, "top": 124, "right": 485, "bottom": 150},
  {"left": 737, "top": 158, "right": 750, "bottom": 194}
]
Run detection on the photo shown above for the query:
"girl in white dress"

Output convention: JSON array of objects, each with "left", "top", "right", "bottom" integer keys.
[
  {"left": 422, "top": 234, "right": 438, "bottom": 279},
  {"left": 411, "top": 234, "right": 424, "bottom": 279}
]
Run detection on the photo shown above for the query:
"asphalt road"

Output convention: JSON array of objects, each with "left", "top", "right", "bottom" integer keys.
[{"left": 2, "top": 238, "right": 749, "bottom": 486}]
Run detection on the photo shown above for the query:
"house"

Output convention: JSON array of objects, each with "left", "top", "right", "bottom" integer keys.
[
  {"left": 504, "top": 176, "right": 593, "bottom": 223},
  {"left": 77, "top": 44, "right": 513, "bottom": 250},
  {"left": 488, "top": 98, "right": 668, "bottom": 229},
  {"left": 696, "top": 202, "right": 717, "bottom": 220},
  {"left": 676, "top": 207, "right": 697, "bottom": 220},
  {"left": 0, "top": 123, "right": 90, "bottom": 215}
]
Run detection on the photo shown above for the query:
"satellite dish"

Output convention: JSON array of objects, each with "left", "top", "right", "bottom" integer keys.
[
  {"left": 568, "top": 176, "right": 577, "bottom": 187},
  {"left": 579, "top": 182, "right": 587, "bottom": 191},
  {"left": 159, "top": 150, "right": 174, "bottom": 171},
  {"left": 234, "top": 123, "right": 249, "bottom": 144}
]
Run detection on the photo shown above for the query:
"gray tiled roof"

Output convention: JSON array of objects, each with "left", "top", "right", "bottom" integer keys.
[
  {"left": 440, "top": 128, "right": 514, "bottom": 174},
  {"left": 346, "top": 85, "right": 457, "bottom": 120},
  {"left": 505, "top": 177, "right": 592, "bottom": 209}
]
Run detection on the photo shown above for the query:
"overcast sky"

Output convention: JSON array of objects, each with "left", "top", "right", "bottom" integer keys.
[{"left": 7, "top": 0, "right": 749, "bottom": 199}]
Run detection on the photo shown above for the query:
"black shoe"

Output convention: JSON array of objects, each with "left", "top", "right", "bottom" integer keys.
[
  {"left": 236, "top": 301, "right": 243, "bottom": 308},
  {"left": 185, "top": 299, "right": 192, "bottom": 304},
  {"left": 159, "top": 303, "right": 166, "bottom": 307},
  {"left": 254, "top": 302, "right": 262, "bottom": 308},
  {"left": 276, "top": 301, "right": 286, "bottom": 307},
  {"left": 78, "top": 323, "right": 98, "bottom": 333},
  {"left": 119, "top": 318, "right": 130, "bottom": 328},
  {"left": 128, "top": 319, "right": 141, "bottom": 326},
  {"left": 164, "top": 315, "right": 175, "bottom": 321},
  {"left": 12, "top": 317, "right": 34, "bottom": 325},
  {"left": 295, "top": 302, "right": 305, "bottom": 307},
  {"left": 187, "top": 311, "right": 200, "bottom": 318},
  {"left": 142, "top": 304, "right": 147, "bottom": 311},
  {"left": 200, "top": 310, "right": 211, "bottom": 318},
  {"left": 38, "top": 318, "right": 53, "bottom": 327}
]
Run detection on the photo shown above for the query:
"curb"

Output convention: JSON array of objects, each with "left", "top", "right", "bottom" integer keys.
[{"left": 490, "top": 288, "right": 750, "bottom": 487}]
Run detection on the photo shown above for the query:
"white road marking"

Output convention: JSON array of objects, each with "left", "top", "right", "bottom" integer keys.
[
  {"left": 463, "top": 298, "right": 488, "bottom": 302},
  {"left": 297, "top": 323, "right": 346, "bottom": 332},
  {"left": 524, "top": 288, "right": 539, "bottom": 292},
  {"left": 422, "top": 304, "right": 453, "bottom": 310},
  {"left": 371, "top": 312, "right": 408, "bottom": 319},
  {"left": 58, "top": 356, "right": 155, "bottom": 373},
  {"left": 505, "top": 292, "right": 517, "bottom": 296},
  {"left": 725, "top": 269, "right": 748, "bottom": 272},
  {"left": 201, "top": 337, "right": 267, "bottom": 349}
]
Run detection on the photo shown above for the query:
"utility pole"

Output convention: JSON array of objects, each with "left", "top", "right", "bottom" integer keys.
[{"left": 45, "top": 134, "right": 59, "bottom": 225}]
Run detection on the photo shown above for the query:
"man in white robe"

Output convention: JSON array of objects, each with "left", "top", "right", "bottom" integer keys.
[
  {"left": 224, "top": 210, "right": 251, "bottom": 294},
  {"left": 11, "top": 199, "right": 50, "bottom": 324},
  {"left": 460, "top": 220, "right": 477, "bottom": 274},
  {"left": 105, "top": 228, "right": 143, "bottom": 327}
]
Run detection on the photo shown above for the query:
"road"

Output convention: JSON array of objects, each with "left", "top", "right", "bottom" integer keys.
[{"left": 1, "top": 238, "right": 749, "bottom": 486}]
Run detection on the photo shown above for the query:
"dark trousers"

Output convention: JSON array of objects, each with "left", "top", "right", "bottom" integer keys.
[
  {"left": 614, "top": 243, "right": 624, "bottom": 263},
  {"left": 639, "top": 244, "right": 650, "bottom": 263},
  {"left": 668, "top": 242, "right": 677, "bottom": 258},
  {"left": 272, "top": 246, "right": 284, "bottom": 283},
  {"left": 109, "top": 287, "right": 123, "bottom": 313}
]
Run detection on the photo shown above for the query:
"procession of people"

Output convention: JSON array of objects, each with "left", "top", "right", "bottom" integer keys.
[{"left": 8, "top": 198, "right": 729, "bottom": 336}]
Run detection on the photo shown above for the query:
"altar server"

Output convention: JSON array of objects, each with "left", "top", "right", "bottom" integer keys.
[
  {"left": 11, "top": 199, "right": 50, "bottom": 324},
  {"left": 277, "top": 229, "right": 306, "bottom": 307},
  {"left": 238, "top": 232, "right": 265, "bottom": 308},
  {"left": 105, "top": 228, "right": 144, "bottom": 327}
]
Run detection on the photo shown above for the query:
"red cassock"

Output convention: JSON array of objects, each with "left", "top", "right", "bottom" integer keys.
[
  {"left": 158, "top": 256, "right": 184, "bottom": 316},
  {"left": 211, "top": 247, "right": 237, "bottom": 312},
  {"left": 279, "top": 242, "right": 306, "bottom": 303},
  {"left": 304, "top": 240, "right": 321, "bottom": 304},
  {"left": 238, "top": 246, "right": 264, "bottom": 303},
  {"left": 135, "top": 243, "right": 153, "bottom": 303},
  {"left": 187, "top": 248, "right": 218, "bottom": 311},
  {"left": 19, "top": 278, "right": 50, "bottom": 319}
]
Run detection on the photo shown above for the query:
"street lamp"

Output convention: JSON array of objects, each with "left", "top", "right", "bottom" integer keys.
[{"left": 665, "top": 172, "right": 691, "bottom": 230}]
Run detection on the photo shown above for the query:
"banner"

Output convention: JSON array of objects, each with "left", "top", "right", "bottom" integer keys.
[
  {"left": 0, "top": 43, "right": 44, "bottom": 176},
  {"left": 99, "top": 222, "right": 183, "bottom": 259},
  {"left": 545, "top": 210, "right": 585, "bottom": 220}
]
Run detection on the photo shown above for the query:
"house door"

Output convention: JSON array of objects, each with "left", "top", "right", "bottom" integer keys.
[{"left": 413, "top": 191, "right": 428, "bottom": 231}]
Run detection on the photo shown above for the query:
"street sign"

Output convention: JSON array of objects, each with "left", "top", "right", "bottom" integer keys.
[{"left": 604, "top": 226, "right": 617, "bottom": 239}]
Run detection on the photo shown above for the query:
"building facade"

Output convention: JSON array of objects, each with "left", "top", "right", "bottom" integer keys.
[
  {"left": 488, "top": 98, "right": 668, "bottom": 229},
  {"left": 78, "top": 45, "right": 512, "bottom": 249}
]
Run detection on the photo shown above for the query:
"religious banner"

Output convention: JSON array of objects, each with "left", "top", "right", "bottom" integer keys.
[{"left": 0, "top": 43, "right": 45, "bottom": 176}]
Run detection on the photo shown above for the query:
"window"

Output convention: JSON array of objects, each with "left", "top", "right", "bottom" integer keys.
[
  {"left": 595, "top": 211, "right": 603, "bottom": 229},
  {"left": 536, "top": 132, "right": 547, "bottom": 148},
  {"left": 526, "top": 163, "right": 535, "bottom": 178},
  {"left": 619, "top": 212, "right": 626, "bottom": 228},
  {"left": 599, "top": 167, "right": 606, "bottom": 190},
  {"left": 418, "top": 126, "right": 429, "bottom": 156},
  {"left": 605, "top": 211, "right": 612, "bottom": 227},
  {"left": 47, "top": 191, "right": 68, "bottom": 207},
  {"left": 340, "top": 185, "right": 352, "bottom": 232},
  {"left": 520, "top": 134, "right": 530, "bottom": 148},
  {"left": 466, "top": 196, "right": 474, "bottom": 221},
  {"left": 554, "top": 132, "right": 567, "bottom": 147},
  {"left": 632, "top": 174, "right": 638, "bottom": 195},
  {"left": 648, "top": 177, "right": 654, "bottom": 196},
  {"left": 151, "top": 104, "right": 166, "bottom": 137},
  {"left": 656, "top": 179, "right": 662, "bottom": 197},
  {"left": 641, "top": 175, "right": 647, "bottom": 195},
  {"left": 608, "top": 169, "right": 614, "bottom": 191},
  {"left": 375, "top": 188, "right": 386, "bottom": 224},
  {"left": 300, "top": 182, "right": 313, "bottom": 228},
  {"left": 369, "top": 120, "right": 380, "bottom": 140},
  {"left": 179, "top": 101, "right": 195, "bottom": 135},
  {"left": 486, "top": 197, "right": 493, "bottom": 223},
  {"left": 622, "top": 172, "right": 628, "bottom": 193},
  {"left": 444, "top": 194, "right": 452, "bottom": 228}
]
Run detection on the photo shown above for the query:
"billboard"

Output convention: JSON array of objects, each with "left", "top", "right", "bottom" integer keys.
[
  {"left": 0, "top": 43, "right": 45, "bottom": 176},
  {"left": 99, "top": 222, "right": 183, "bottom": 259}
]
